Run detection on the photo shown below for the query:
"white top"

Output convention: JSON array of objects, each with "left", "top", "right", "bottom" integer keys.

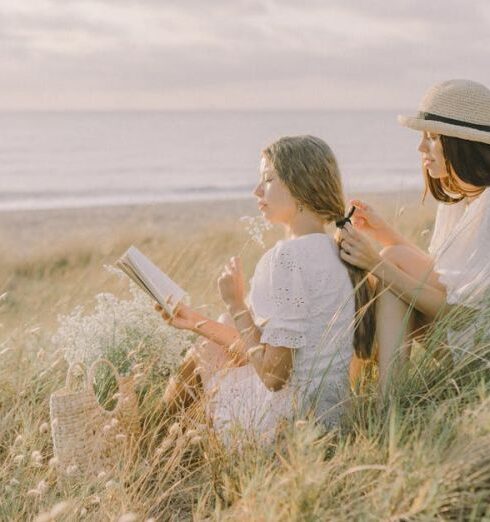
[
  {"left": 208, "top": 233, "right": 356, "bottom": 445},
  {"left": 429, "top": 188, "right": 490, "bottom": 307}
]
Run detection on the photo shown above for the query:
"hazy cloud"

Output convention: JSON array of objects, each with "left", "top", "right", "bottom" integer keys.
[{"left": 0, "top": 0, "right": 488, "bottom": 109}]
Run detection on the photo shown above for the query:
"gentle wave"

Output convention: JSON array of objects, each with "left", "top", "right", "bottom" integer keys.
[{"left": 0, "top": 110, "right": 424, "bottom": 211}]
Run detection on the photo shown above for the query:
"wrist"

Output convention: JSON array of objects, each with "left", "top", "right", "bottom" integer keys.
[
  {"left": 226, "top": 300, "right": 247, "bottom": 317},
  {"left": 372, "top": 256, "right": 388, "bottom": 279},
  {"left": 379, "top": 226, "right": 406, "bottom": 247},
  {"left": 189, "top": 310, "right": 207, "bottom": 333}
]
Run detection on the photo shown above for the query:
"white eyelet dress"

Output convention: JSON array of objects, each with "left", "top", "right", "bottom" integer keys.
[
  {"left": 207, "top": 233, "right": 356, "bottom": 446},
  {"left": 429, "top": 188, "right": 490, "bottom": 356}
]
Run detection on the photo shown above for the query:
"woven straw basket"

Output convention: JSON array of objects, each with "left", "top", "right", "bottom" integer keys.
[{"left": 49, "top": 359, "right": 140, "bottom": 477}]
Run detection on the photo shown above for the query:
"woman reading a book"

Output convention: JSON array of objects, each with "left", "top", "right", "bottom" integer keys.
[
  {"left": 337, "top": 79, "right": 490, "bottom": 389},
  {"left": 157, "top": 135, "right": 375, "bottom": 445}
]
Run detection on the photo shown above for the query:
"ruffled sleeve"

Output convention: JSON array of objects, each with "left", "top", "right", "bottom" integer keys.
[{"left": 259, "top": 241, "right": 309, "bottom": 350}]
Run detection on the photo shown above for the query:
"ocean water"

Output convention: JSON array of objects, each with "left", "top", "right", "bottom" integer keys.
[{"left": 0, "top": 110, "right": 424, "bottom": 212}]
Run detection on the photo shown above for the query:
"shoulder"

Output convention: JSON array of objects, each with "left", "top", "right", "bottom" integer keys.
[{"left": 268, "top": 234, "right": 340, "bottom": 271}]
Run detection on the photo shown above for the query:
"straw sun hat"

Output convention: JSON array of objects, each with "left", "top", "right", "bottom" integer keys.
[{"left": 398, "top": 79, "right": 490, "bottom": 145}]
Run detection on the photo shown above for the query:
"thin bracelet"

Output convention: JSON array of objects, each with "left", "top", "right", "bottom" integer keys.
[
  {"left": 228, "top": 338, "right": 244, "bottom": 355},
  {"left": 246, "top": 344, "right": 265, "bottom": 360},
  {"left": 239, "top": 325, "right": 255, "bottom": 335},
  {"left": 232, "top": 309, "right": 249, "bottom": 321},
  {"left": 194, "top": 320, "right": 209, "bottom": 329}
]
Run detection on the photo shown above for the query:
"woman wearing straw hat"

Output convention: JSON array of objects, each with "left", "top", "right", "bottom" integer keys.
[{"left": 338, "top": 79, "right": 490, "bottom": 388}]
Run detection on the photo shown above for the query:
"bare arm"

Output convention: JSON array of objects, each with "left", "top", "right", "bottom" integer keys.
[
  {"left": 156, "top": 302, "right": 293, "bottom": 391},
  {"left": 216, "top": 255, "right": 294, "bottom": 390},
  {"left": 227, "top": 302, "right": 294, "bottom": 392},
  {"left": 371, "top": 260, "right": 450, "bottom": 320},
  {"left": 191, "top": 303, "right": 294, "bottom": 391},
  {"left": 339, "top": 223, "right": 451, "bottom": 320},
  {"left": 350, "top": 199, "right": 421, "bottom": 250}
]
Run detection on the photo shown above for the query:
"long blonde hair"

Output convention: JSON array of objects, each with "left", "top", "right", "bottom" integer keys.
[{"left": 262, "top": 135, "right": 375, "bottom": 359}]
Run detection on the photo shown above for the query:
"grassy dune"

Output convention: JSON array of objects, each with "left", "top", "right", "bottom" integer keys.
[{"left": 1, "top": 197, "right": 489, "bottom": 521}]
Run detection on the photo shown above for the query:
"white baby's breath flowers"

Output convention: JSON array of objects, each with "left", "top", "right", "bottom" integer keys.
[
  {"left": 239, "top": 215, "right": 272, "bottom": 248},
  {"left": 52, "top": 276, "right": 191, "bottom": 373}
]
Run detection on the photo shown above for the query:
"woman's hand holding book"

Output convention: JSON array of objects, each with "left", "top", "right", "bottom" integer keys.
[{"left": 155, "top": 302, "right": 205, "bottom": 331}]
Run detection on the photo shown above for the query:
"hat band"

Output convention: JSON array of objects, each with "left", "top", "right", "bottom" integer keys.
[{"left": 419, "top": 112, "right": 490, "bottom": 132}]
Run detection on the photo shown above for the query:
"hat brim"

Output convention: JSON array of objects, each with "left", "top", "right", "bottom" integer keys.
[{"left": 398, "top": 114, "right": 490, "bottom": 145}]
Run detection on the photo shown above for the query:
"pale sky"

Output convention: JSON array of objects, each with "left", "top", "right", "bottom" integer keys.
[{"left": 1, "top": 0, "right": 489, "bottom": 110}]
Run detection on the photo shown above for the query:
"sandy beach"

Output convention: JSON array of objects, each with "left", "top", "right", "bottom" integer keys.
[
  {"left": 0, "top": 190, "right": 435, "bottom": 259},
  {"left": 0, "top": 189, "right": 436, "bottom": 335}
]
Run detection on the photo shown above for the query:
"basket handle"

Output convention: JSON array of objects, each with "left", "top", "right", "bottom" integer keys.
[
  {"left": 65, "top": 362, "right": 88, "bottom": 390},
  {"left": 88, "top": 358, "right": 122, "bottom": 413}
]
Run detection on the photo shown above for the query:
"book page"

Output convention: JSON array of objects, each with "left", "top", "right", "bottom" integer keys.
[{"left": 117, "top": 246, "right": 188, "bottom": 314}]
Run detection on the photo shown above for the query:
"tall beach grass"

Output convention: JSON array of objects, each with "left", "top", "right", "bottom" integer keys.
[{"left": 1, "top": 200, "right": 488, "bottom": 521}]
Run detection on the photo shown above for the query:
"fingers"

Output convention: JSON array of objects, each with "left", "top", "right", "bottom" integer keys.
[
  {"left": 339, "top": 223, "right": 358, "bottom": 240},
  {"left": 231, "top": 256, "right": 243, "bottom": 275},
  {"left": 339, "top": 238, "right": 355, "bottom": 256},
  {"left": 339, "top": 248, "right": 356, "bottom": 264},
  {"left": 349, "top": 199, "right": 370, "bottom": 211},
  {"left": 156, "top": 306, "right": 171, "bottom": 323},
  {"left": 349, "top": 200, "right": 372, "bottom": 225},
  {"left": 220, "top": 256, "right": 243, "bottom": 279},
  {"left": 351, "top": 216, "right": 366, "bottom": 229},
  {"left": 155, "top": 302, "right": 170, "bottom": 319}
]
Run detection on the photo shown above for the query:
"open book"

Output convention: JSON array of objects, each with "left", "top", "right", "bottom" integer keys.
[{"left": 116, "top": 246, "right": 188, "bottom": 314}]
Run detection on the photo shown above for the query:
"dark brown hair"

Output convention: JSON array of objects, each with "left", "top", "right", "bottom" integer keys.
[
  {"left": 262, "top": 135, "right": 375, "bottom": 359},
  {"left": 424, "top": 136, "right": 490, "bottom": 203}
]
